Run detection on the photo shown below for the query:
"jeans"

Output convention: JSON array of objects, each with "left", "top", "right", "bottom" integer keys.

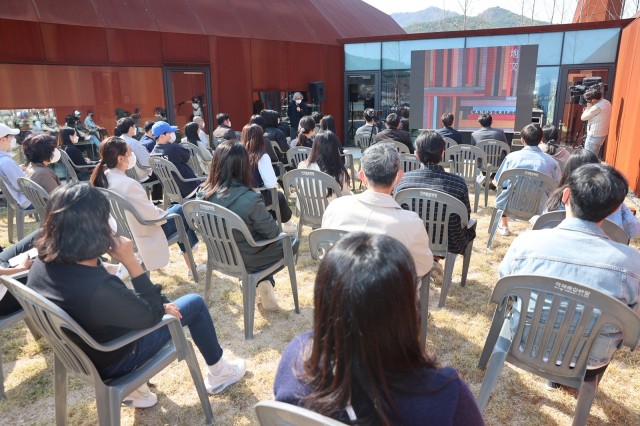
[
  {"left": 89, "top": 134, "right": 101, "bottom": 147},
  {"left": 584, "top": 135, "right": 606, "bottom": 158},
  {"left": 99, "top": 294, "right": 223, "bottom": 379},
  {"left": 161, "top": 204, "right": 198, "bottom": 252}
]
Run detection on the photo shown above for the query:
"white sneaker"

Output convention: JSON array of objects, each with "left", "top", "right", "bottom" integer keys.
[
  {"left": 206, "top": 358, "right": 247, "bottom": 394},
  {"left": 497, "top": 224, "right": 511, "bottom": 236},
  {"left": 188, "top": 263, "right": 207, "bottom": 278},
  {"left": 282, "top": 220, "right": 298, "bottom": 234},
  {"left": 122, "top": 384, "right": 158, "bottom": 408},
  {"left": 257, "top": 280, "right": 280, "bottom": 311},
  {"left": 430, "top": 261, "right": 444, "bottom": 285}
]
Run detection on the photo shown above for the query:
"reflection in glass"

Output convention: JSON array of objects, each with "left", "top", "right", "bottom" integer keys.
[
  {"left": 345, "top": 43, "right": 381, "bottom": 71},
  {"left": 562, "top": 28, "right": 620, "bottom": 64},
  {"left": 534, "top": 67, "right": 559, "bottom": 125},
  {"left": 381, "top": 70, "right": 411, "bottom": 120},
  {"left": 382, "top": 38, "right": 464, "bottom": 69},
  {"left": 346, "top": 74, "right": 377, "bottom": 144}
]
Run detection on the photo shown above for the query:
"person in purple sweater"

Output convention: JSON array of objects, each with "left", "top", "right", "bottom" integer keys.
[{"left": 273, "top": 232, "right": 484, "bottom": 425}]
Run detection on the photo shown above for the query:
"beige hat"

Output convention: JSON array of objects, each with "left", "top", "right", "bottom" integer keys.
[{"left": 0, "top": 123, "right": 19, "bottom": 138}]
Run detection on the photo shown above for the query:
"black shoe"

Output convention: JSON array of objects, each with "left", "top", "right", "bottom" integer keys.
[{"left": 545, "top": 380, "right": 560, "bottom": 389}]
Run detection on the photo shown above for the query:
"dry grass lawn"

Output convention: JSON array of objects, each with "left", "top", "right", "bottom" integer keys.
[{"left": 0, "top": 188, "right": 639, "bottom": 425}]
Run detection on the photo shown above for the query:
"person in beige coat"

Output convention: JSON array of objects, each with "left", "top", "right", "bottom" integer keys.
[{"left": 90, "top": 136, "right": 203, "bottom": 275}]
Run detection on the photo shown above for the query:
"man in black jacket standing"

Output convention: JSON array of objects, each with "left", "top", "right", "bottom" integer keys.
[{"left": 287, "top": 92, "right": 309, "bottom": 139}]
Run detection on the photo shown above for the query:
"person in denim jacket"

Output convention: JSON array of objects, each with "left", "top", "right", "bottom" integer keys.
[{"left": 499, "top": 163, "right": 640, "bottom": 381}]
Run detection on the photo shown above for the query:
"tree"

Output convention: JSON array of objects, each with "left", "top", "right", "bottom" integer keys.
[{"left": 457, "top": 0, "right": 473, "bottom": 30}]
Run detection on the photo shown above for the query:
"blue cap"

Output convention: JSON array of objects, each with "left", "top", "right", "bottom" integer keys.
[{"left": 152, "top": 121, "right": 178, "bottom": 137}]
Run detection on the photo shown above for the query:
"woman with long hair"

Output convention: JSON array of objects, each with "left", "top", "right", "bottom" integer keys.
[
  {"left": 260, "top": 109, "right": 288, "bottom": 155},
  {"left": 22, "top": 133, "right": 62, "bottom": 193},
  {"left": 274, "top": 232, "right": 483, "bottom": 425},
  {"left": 545, "top": 148, "right": 640, "bottom": 237},
  {"left": 298, "top": 130, "right": 352, "bottom": 198},
  {"left": 182, "top": 121, "right": 212, "bottom": 172},
  {"left": 539, "top": 125, "right": 571, "bottom": 171},
  {"left": 90, "top": 136, "right": 204, "bottom": 274},
  {"left": 27, "top": 184, "right": 245, "bottom": 407},
  {"left": 241, "top": 123, "right": 296, "bottom": 232},
  {"left": 202, "top": 140, "right": 299, "bottom": 311},
  {"left": 291, "top": 116, "right": 316, "bottom": 148},
  {"left": 320, "top": 114, "right": 336, "bottom": 134},
  {"left": 59, "top": 127, "right": 96, "bottom": 180}
]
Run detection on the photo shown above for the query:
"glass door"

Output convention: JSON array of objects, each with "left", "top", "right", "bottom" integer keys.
[
  {"left": 556, "top": 65, "right": 613, "bottom": 147},
  {"left": 345, "top": 72, "right": 379, "bottom": 146},
  {"left": 163, "top": 67, "right": 213, "bottom": 141}
]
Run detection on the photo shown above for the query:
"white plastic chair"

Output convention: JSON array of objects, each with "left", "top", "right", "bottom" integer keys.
[
  {"left": 476, "top": 140, "right": 511, "bottom": 208},
  {"left": 444, "top": 145, "right": 487, "bottom": 213},
  {"left": 17, "top": 177, "right": 49, "bottom": 221},
  {"left": 0, "top": 177, "right": 37, "bottom": 243},
  {"left": 255, "top": 400, "right": 347, "bottom": 426},
  {"left": 286, "top": 147, "right": 311, "bottom": 169},
  {"left": 532, "top": 210, "right": 630, "bottom": 245}
]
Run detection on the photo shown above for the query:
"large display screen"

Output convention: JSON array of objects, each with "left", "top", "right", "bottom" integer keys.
[{"left": 410, "top": 45, "right": 538, "bottom": 132}]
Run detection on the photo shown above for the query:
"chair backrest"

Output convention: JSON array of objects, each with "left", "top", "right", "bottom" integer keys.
[
  {"left": 442, "top": 136, "right": 458, "bottom": 150},
  {"left": 445, "top": 145, "right": 487, "bottom": 184},
  {"left": 308, "top": 228, "right": 348, "bottom": 260},
  {"left": 58, "top": 149, "right": 79, "bottom": 183},
  {"left": 399, "top": 153, "right": 421, "bottom": 173},
  {"left": 354, "top": 132, "right": 375, "bottom": 152},
  {"left": 95, "top": 187, "right": 142, "bottom": 246},
  {"left": 270, "top": 140, "right": 288, "bottom": 165},
  {"left": 0, "top": 176, "right": 22, "bottom": 210},
  {"left": 476, "top": 140, "right": 511, "bottom": 170},
  {"left": 17, "top": 177, "right": 49, "bottom": 220},
  {"left": 149, "top": 156, "right": 186, "bottom": 204},
  {"left": 255, "top": 401, "right": 348, "bottom": 426},
  {"left": 394, "top": 188, "right": 469, "bottom": 256},
  {"left": 495, "top": 168, "right": 558, "bottom": 221},
  {"left": 179, "top": 142, "right": 207, "bottom": 176},
  {"left": 1, "top": 277, "right": 102, "bottom": 385},
  {"left": 532, "top": 210, "right": 630, "bottom": 244},
  {"left": 490, "top": 275, "right": 640, "bottom": 387},
  {"left": 282, "top": 169, "right": 342, "bottom": 228},
  {"left": 182, "top": 200, "right": 255, "bottom": 277},
  {"left": 286, "top": 147, "right": 311, "bottom": 169},
  {"left": 388, "top": 140, "right": 410, "bottom": 154}
]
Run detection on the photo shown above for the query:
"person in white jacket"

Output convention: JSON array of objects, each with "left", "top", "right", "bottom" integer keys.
[{"left": 580, "top": 87, "right": 611, "bottom": 158}]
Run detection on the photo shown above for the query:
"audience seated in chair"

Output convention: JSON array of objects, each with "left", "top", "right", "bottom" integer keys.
[
  {"left": 492, "top": 124, "right": 561, "bottom": 236},
  {"left": 91, "top": 137, "right": 204, "bottom": 275},
  {"left": 298, "top": 131, "right": 352, "bottom": 199},
  {"left": 248, "top": 115, "right": 279, "bottom": 163},
  {"left": 0, "top": 230, "right": 40, "bottom": 317},
  {"left": 182, "top": 122, "right": 212, "bottom": 173},
  {"left": 290, "top": 116, "right": 315, "bottom": 148},
  {"left": 59, "top": 128, "right": 97, "bottom": 181},
  {"left": 0, "top": 123, "right": 31, "bottom": 209},
  {"left": 202, "top": 141, "right": 300, "bottom": 311},
  {"left": 26, "top": 184, "right": 246, "bottom": 407},
  {"left": 241, "top": 124, "right": 296, "bottom": 233},
  {"left": 436, "top": 112, "right": 463, "bottom": 145},
  {"left": 322, "top": 143, "right": 432, "bottom": 280},
  {"left": 500, "top": 163, "right": 640, "bottom": 386},
  {"left": 539, "top": 125, "right": 571, "bottom": 171},
  {"left": 470, "top": 113, "right": 508, "bottom": 145},
  {"left": 396, "top": 130, "right": 476, "bottom": 283},
  {"left": 355, "top": 108, "right": 379, "bottom": 139},
  {"left": 274, "top": 232, "right": 484, "bottom": 425},
  {"left": 544, "top": 148, "right": 640, "bottom": 238},
  {"left": 374, "top": 113, "right": 413, "bottom": 153},
  {"left": 212, "top": 113, "right": 236, "bottom": 141},
  {"left": 22, "top": 134, "right": 62, "bottom": 194},
  {"left": 140, "top": 120, "right": 156, "bottom": 153},
  {"left": 261, "top": 109, "right": 289, "bottom": 155}
]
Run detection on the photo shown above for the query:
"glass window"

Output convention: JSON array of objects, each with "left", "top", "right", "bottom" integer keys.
[
  {"left": 466, "top": 34, "right": 529, "bottom": 48},
  {"left": 381, "top": 70, "right": 411, "bottom": 118},
  {"left": 345, "top": 43, "right": 381, "bottom": 71},
  {"left": 382, "top": 38, "right": 464, "bottom": 69},
  {"left": 562, "top": 28, "right": 620, "bottom": 64},
  {"left": 534, "top": 66, "right": 560, "bottom": 125},
  {"left": 527, "top": 33, "right": 563, "bottom": 66}
]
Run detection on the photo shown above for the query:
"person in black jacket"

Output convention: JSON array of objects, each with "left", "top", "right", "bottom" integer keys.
[
  {"left": 202, "top": 141, "right": 299, "bottom": 311},
  {"left": 150, "top": 121, "right": 200, "bottom": 199},
  {"left": 59, "top": 127, "right": 97, "bottom": 180},
  {"left": 374, "top": 113, "right": 414, "bottom": 153},
  {"left": 260, "top": 109, "right": 289, "bottom": 155},
  {"left": 287, "top": 92, "right": 309, "bottom": 138},
  {"left": 27, "top": 184, "right": 246, "bottom": 407}
]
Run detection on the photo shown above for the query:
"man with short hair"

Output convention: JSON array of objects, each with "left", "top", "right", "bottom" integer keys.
[
  {"left": 287, "top": 92, "right": 309, "bottom": 139},
  {"left": 0, "top": 124, "right": 30, "bottom": 209},
  {"left": 212, "top": 113, "right": 235, "bottom": 140},
  {"left": 140, "top": 120, "right": 156, "bottom": 152},
  {"left": 322, "top": 143, "right": 432, "bottom": 279},
  {"left": 470, "top": 113, "right": 508, "bottom": 145},
  {"left": 356, "top": 108, "right": 378, "bottom": 137},
  {"left": 581, "top": 88, "right": 612, "bottom": 158},
  {"left": 311, "top": 111, "right": 323, "bottom": 135},
  {"left": 500, "top": 163, "right": 640, "bottom": 385},
  {"left": 193, "top": 116, "right": 209, "bottom": 147},
  {"left": 374, "top": 113, "right": 413, "bottom": 153},
  {"left": 493, "top": 124, "right": 561, "bottom": 235},
  {"left": 84, "top": 110, "right": 104, "bottom": 144},
  {"left": 436, "top": 112, "right": 462, "bottom": 145},
  {"left": 151, "top": 121, "right": 200, "bottom": 199},
  {"left": 396, "top": 130, "right": 476, "bottom": 270}
]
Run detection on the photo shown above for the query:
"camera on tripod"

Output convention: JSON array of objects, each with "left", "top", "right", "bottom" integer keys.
[{"left": 569, "top": 77, "right": 608, "bottom": 105}]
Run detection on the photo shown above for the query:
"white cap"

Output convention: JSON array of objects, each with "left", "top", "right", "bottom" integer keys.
[
  {"left": 0, "top": 123, "right": 19, "bottom": 138},
  {"left": 74, "top": 110, "right": 81, "bottom": 117}
]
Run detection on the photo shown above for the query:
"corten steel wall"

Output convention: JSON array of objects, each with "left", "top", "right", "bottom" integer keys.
[
  {"left": 0, "top": 20, "right": 345, "bottom": 140},
  {"left": 573, "top": 0, "right": 623, "bottom": 22},
  {"left": 606, "top": 15, "right": 640, "bottom": 192}
]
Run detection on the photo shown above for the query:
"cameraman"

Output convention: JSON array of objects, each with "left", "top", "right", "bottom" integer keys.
[{"left": 580, "top": 87, "right": 611, "bottom": 158}]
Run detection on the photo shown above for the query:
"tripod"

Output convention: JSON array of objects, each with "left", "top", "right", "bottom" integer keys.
[{"left": 347, "top": 100, "right": 357, "bottom": 142}]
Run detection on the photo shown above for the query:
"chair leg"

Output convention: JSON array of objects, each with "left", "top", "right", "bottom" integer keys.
[
  {"left": 438, "top": 252, "right": 457, "bottom": 308},
  {"left": 419, "top": 273, "right": 430, "bottom": 348},
  {"left": 572, "top": 375, "right": 598, "bottom": 426},
  {"left": 203, "top": 263, "right": 213, "bottom": 304},
  {"left": 460, "top": 239, "right": 474, "bottom": 287},
  {"left": 7, "top": 205, "right": 15, "bottom": 243},
  {"left": 294, "top": 222, "right": 303, "bottom": 264},
  {"left": 242, "top": 275, "right": 257, "bottom": 340},
  {"left": 476, "top": 319, "right": 512, "bottom": 412},
  {"left": 484, "top": 175, "right": 490, "bottom": 208},
  {"left": 478, "top": 312, "right": 509, "bottom": 369},
  {"left": 183, "top": 341, "right": 215, "bottom": 424},
  {"left": 284, "top": 239, "right": 300, "bottom": 314},
  {"left": 54, "top": 355, "right": 68, "bottom": 426},
  {"left": 0, "top": 340, "right": 5, "bottom": 400},
  {"left": 95, "top": 386, "right": 120, "bottom": 426},
  {"left": 184, "top": 243, "right": 198, "bottom": 285},
  {"left": 474, "top": 182, "right": 480, "bottom": 213},
  {"left": 486, "top": 209, "right": 503, "bottom": 249},
  {"left": 17, "top": 211, "right": 25, "bottom": 242}
]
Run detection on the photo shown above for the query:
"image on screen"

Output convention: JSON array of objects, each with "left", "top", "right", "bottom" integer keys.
[{"left": 410, "top": 45, "right": 538, "bottom": 132}]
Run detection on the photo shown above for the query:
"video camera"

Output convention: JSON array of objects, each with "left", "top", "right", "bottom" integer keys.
[{"left": 569, "top": 77, "right": 608, "bottom": 105}]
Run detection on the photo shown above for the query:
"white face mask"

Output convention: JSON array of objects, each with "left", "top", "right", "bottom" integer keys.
[
  {"left": 9, "top": 136, "right": 17, "bottom": 150},
  {"left": 50, "top": 148, "right": 61, "bottom": 163},
  {"left": 295, "top": 99, "right": 302, "bottom": 105},
  {"left": 169, "top": 133, "right": 176, "bottom": 143},
  {"left": 108, "top": 215, "right": 118, "bottom": 235},
  {"left": 126, "top": 152, "right": 137, "bottom": 169}
]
